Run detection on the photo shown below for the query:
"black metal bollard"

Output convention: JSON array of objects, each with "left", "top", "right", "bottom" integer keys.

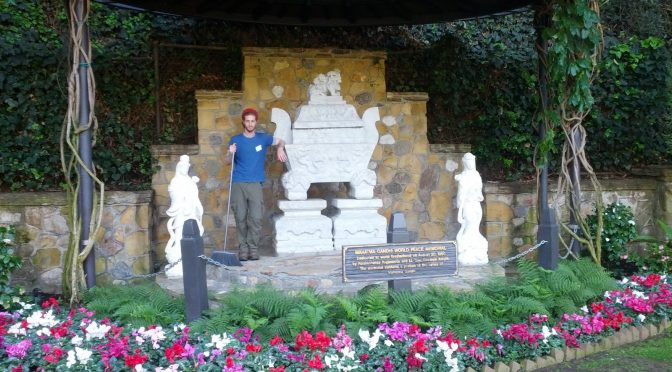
[
  {"left": 181, "top": 219, "right": 209, "bottom": 322},
  {"left": 538, "top": 207, "right": 559, "bottom": 270},
  {"left": 387, "top": 212, "right": 413, "bottom": 292}
]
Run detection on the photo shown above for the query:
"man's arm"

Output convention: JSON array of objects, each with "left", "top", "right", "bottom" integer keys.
[
  {"left": 225, "top": 143, "right": 236, "bottom": 165},
  {"left": 274, "top": 138, "right": 287, "bottom": 163}
]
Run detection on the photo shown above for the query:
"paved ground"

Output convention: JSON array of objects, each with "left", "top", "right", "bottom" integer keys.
[{"left": 156, "top": 251, "right": 505, "bottom": 295}]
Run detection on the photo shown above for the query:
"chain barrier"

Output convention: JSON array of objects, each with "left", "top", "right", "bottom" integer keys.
[
  {"left": 197, "top": 254, "right": 236, "bottom": 271},
  {"left": 493, "top": 240, "right": 547, "bottom": 265},
  {"left": 114, "top": 258, "right": 183, "bottom": 280}
]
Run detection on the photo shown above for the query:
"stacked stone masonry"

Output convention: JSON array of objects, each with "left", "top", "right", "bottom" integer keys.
[
  {"left": 0, "top": 192, "right": 152, "bottom": 293},
  {"left": 146, "top": 47, "right": 672, "bottom": 261}
]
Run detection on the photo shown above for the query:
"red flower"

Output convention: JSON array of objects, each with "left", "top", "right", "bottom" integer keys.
[
  {"left": 307, "top": 354, "right": 324, "bottom": 370},
  {"left": 226, "top": 357, "right": 234, "bottom": 368},
  {"left": 313, "top": 331, "right": 331, "bottom": 352},
  {"left": 11, "top": 365, "right": 23, "bottom": 372},
  {"left": 45, "top": 346, "right": 64, "bottom": 364},
  {"left": 270, "top": 335, "right": 284, "bottom": 346},
  {"left": 591, "top": 302, "right": 605, "bottom": 313},
  {"left": 245, "top": 343, "right": 262, "bottom": 353},
  {"left": 165, "top": 343, "right": 186, "bottom": 363},
  {"left": 269, "top": 366, "right": 285, "bottom": 372},
  {"left": 125, "top": 349, "right": 149, "bottom": 368},
  {"left": 41, "top": 297, "right": 60, "bottom": 310},
  {"left": 359, "top": 353, "right": 369, "bottom": 362}
]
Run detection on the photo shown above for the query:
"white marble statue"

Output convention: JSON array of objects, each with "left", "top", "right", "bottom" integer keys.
[
  {"left": 165, "top": 155, "right": 204, "bottom": 278},
  {"left": 455, "top": 153, "right": 489, "bottom": 265}
]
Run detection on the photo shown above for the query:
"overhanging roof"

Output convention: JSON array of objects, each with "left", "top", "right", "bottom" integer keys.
[{"left": 97, "top": 0, "right": 540, "bottom": 26}]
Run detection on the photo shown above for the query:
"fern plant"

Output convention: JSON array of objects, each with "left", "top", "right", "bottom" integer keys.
[{"left": 81, "top": 283, "right": 184, "bottom": 327}]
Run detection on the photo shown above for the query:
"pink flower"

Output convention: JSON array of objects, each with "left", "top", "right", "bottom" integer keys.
[{"left": 6, "top": 339, "right": 32, "bottom": 359}]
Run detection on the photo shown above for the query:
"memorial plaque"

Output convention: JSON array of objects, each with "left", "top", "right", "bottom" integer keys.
[{"left": 342, "top": 241, "right": 458, "bottom": 283}]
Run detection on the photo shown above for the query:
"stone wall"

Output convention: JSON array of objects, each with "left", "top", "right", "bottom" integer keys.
[
  {"left": 149, "top": 47, "right": 672, "bottom": 261},
  {"left": 150, "top": 47, "right": 469, "bottom": 257},
  {"left": 0, "top": 191, "right": 152, "bottom": 293},
  {"left": 485, "top": 178, "right": 659, "bottom": 258}
]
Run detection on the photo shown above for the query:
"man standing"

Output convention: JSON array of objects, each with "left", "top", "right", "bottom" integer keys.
[{"left": 226, "top": 108, "right": 287, "bottom": 261}]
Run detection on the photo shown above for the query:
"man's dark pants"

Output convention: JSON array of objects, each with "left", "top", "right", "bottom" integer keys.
[{"left": 230, "top": 182, "right": 263, "bottom": 260}]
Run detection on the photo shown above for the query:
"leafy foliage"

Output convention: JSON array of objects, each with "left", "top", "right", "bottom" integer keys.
[
  {"left": 3, "top": 0, "right": 670, "bottom": 192},
  {"left": 585, "top": 202, "right": 639, "bottom": 277},
  {"left": 81, "top": 282, "right": 184, "bottom": 327},
  {"left": 632, "top": 220, "right": 672, "bottom": 274},
  {"left": 0, "top": 226, "right": 24, "bottom": 310}
]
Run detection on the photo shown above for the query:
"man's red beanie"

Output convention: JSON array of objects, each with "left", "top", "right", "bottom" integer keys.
[{"left": 241, "top": 108, "right": 258, "bottom": 120}]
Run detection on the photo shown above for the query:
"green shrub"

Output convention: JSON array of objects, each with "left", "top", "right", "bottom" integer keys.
[
  {"left": 0, "top": 226, "right": 25, "bottom": 310},
  {"left": 585, "top": 202, "right": 638, "bottom": 277},
  {"left": 633, "top": 220, "right": 672, "bottom": 274}
]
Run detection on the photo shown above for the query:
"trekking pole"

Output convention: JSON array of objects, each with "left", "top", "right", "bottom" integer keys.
[
  {"left": 210, "top": 150, "right": 241, "bottom": 266},
  {"left": 224, "top": 151, "right": 234, "bottom": 253}
]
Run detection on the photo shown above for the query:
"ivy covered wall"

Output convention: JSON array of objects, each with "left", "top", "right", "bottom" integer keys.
[{"left": 1, "top": 0, "right": 670, "bottom": 192}]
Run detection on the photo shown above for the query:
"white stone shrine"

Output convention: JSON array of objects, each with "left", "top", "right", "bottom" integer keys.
[{"left": 272, "top": 70, "right": 387, "bottom": 253}]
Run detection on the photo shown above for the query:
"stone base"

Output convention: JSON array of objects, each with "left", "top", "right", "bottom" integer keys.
[
  {"left": 274, "top": 199, "right": 334, "bottom": 254},
  {"left": 332, "top": 198, "right": 387, "bottom": 250}
]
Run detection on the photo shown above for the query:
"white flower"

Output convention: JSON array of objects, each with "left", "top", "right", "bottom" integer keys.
[
  {"left": 72, "top": 335, "right": 83, "bottom": 346},
  {"left": 206, "top": 333, "right": 231, "bottom": 350},
  {"left": 605, "top": 237, "right": 610, "bottom": 242},
  {"left": 85, "top": 321, "right": 111, "bottom": 340},
  {"left": 604, "top": 291, "right": 611, "bottom": 298},
  {"left": 138, "top": 326, "right": 166, "bottom": 349},
  {"left": 173, "top": 323, "right": 187, "bottom": 332},
  {"left": 325, "top": 354, "right": 338, "bottom": 367},
  {"left": 580, "top": 305, "right": 589, "bottom": 313},
  {"left": 621, "top": 277, "right": 629, "bottom": 284},
  {"left": 26, "top": 309, "right": 58, "bottom": 328},
  {"left": 384, "top": 339, "right": 393, "bottom": 347},
  {"left": 414, "top": 353, "right": 428, "bottom": 362},
  {"left": 341, "top": 346, "right": 355, "bottom": 360},
  {"left": 628, "top": 220, "right": 636, "bottom": 225},
  {"left": 155, "top": 365, "right": 180, "bottom": 372},
  {"left": 2, "top": 238, "right": 11, "bottom": 244},
  {"left": 135, "top": 365, "right": 145, "bottom": 372},
  {"left": 8, "top": 322, "right": 26, "bottom": 335},
  {"left": 632, "top": 290, "right": 648, "bottom": 299},
  {"left": 358, "top": 329, "right": 382, "bottom": 350},
  {"left": 76, "top": 347, "right": 93, "bottom": 364},
  {"left": 18, "top": 301, "right": 33, "bottom": 310},
  {"left": 36, "top": 327, "right": 50, "bottom": 337},
  {"left": 76, "top": 347, "right": 93, "bottom": 365},
  {"left": 66, "top": 350, "right": 77, "bottom": 368},
  {"left": 637, "top": 314, "right": 646, "bottom": 323}
]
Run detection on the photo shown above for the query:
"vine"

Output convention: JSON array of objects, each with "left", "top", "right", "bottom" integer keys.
[
  {"left": 540, "top": 0, "right": 604, "bottom": 264},
  {"left": 60, "top": 0, "right": 105, "bottom": 304}
]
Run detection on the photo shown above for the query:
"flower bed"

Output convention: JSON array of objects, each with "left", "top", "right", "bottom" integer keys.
[{"left": 1, "top": 274, "right": 671, "bottom": 371}]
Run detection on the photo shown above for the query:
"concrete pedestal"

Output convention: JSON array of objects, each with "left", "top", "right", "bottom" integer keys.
[
  {"left": 332, "top": 198, "right": 387, "bottom": 250},
  {"left": 274, "top": 199, "right": 334, "bottom": 254}
]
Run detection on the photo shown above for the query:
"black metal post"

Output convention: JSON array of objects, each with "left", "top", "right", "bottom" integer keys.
[
  {"left": 534, "top": 5, "right": 559, "bottom": 269},
  {"left": 77, "top": 0, "right": 95, "bottom": 288},
  {"left": 387, "top": 212, "right": 412, "bottom": 292},
  {"left": 181, "top": 219, "right": 209, "bottom": 322}
]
